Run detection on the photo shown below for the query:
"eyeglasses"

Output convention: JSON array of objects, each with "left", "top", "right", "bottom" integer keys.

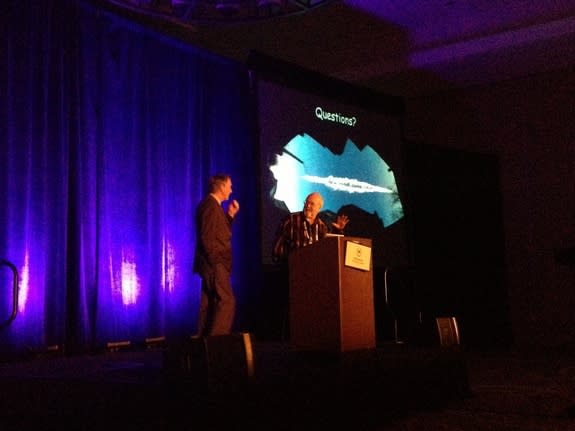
[{"left": 304, "top": 200, "right": 321, "bottom": 208}]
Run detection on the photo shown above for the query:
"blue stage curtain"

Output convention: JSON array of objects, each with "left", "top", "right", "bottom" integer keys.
[{"left": 0, "top": 0, "right": 260, "bottom": 356}]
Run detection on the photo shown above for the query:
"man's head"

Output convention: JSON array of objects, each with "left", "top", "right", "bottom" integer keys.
[
  {"left": 209, "top": 174, "right": 232, "bottom": 201},
  {"left": 303, "top": 192, "right": 323, "bottom": 223}
]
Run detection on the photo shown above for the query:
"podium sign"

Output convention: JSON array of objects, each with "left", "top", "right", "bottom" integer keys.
[
  {"left": 344, "top": 240, "right": 372, "bottom": 271},
  {"left": 288, "top": 236, "right": 375, "bottom": 352}
]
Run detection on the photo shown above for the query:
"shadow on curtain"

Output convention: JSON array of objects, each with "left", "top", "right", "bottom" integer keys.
[{"left": 0, "top": 0, "right": 260, "bottom": 358}]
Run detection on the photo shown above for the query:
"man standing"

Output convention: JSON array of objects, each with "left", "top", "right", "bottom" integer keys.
[{"left": 193, "top": 173, "right": 239, "bottom": 336}]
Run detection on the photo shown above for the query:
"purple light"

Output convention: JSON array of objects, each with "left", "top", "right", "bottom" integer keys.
[
  {"left": 161, "top": 236, "right": 177, "bottom": 293},
  {"left": 18, "top": 250, "right": 30, "bottom": 314},
  {"left": 109, "top": 249, "right": 141, "bottom": 306}
]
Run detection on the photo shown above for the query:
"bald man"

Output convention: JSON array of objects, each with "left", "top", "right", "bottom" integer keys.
[{"left": 272, "top": 192, "right": 348, "bottom": 263}]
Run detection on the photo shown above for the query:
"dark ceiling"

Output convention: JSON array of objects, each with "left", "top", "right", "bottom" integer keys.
[{"left": 101, "top": 0, "right": 575, "bottom": 96}]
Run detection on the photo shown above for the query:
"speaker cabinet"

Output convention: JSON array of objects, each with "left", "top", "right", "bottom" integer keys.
[
  {"left": 164, "top": 332, "right": 255, "bottom": 390},
  {"left": 436, "top": 317, "right": 460, "bottom": 347}
]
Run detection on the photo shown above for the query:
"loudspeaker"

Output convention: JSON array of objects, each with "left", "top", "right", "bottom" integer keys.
[
  {"left": 435, "top": 317, "right": 460, "bottom": 347},
  {"left": 164, "top": 332, "right": 255, "bottom": 390}
]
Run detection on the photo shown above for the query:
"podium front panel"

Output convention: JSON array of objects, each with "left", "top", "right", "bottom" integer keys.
[
  {"left": 340, "top": 238, "right": 376, "bottom": 350},
  {"left": 289, "top": 236, "right": 375, "bottom": 352}
]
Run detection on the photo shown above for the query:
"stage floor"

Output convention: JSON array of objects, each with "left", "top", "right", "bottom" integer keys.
[{"left": 0, "top": 339, "right": 469, "bottom": 430}]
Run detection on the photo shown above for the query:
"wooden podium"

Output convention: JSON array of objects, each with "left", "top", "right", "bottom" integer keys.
[{"left": 288, "top": 235, "right": 375, "bottom": 352}]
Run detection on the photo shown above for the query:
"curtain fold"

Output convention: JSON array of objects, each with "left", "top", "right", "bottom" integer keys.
[
  {"left": 1, "top": 0, "right": 260, "bottom": 357},
  {"left": 1, "top": 0, "right": 76, "bottom": 354}
]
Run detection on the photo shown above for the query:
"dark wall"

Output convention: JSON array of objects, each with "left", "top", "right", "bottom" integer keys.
[
  {"left": 400, "top": 142, "right": 512, "bottom": 349},
  {"left": 404, "top": 68, "right": 575, "bottom": 348}
]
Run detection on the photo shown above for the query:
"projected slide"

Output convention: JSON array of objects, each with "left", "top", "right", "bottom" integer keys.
[
  {"left": 270, "top": 133, "right": 403, "bottom": 228},
  {"left": 255, "top": 73, "right": 408, "bottom": 268}
]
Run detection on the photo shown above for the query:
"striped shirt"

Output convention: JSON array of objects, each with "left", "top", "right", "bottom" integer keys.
[{"left": 272, "top": 212, "right": 331, "bottom": 263}]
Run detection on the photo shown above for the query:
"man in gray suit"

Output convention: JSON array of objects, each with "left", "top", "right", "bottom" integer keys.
[{"left": 193, "top": 173, "right": 240, "bottom": 336}]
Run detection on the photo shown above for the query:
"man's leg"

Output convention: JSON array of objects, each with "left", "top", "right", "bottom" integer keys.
[
  {"left": 196, "top": 277, "right": 213, "bottom": 336},
  {"left": 208, "top": 263, "right": 236, "bottom": 335}
]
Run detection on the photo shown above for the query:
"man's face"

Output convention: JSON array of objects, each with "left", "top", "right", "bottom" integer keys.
[
  {"left": 303, "top": 194, "right": 322, "bottom": 221},
  {"left": 221, "top": 178, "right": 233, "bottom": 201}
]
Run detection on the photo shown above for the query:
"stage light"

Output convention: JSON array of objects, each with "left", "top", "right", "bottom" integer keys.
[
  {"left": 145, "top": 336, "right": 167, "bottom": 350},
  {"left": 106, "top": 340, "right": 132, "bottom": 352}
]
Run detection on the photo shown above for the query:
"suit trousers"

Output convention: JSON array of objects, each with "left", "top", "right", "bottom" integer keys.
[{"left": 197, "top": 263, "right": 235, "bottom": 336}]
